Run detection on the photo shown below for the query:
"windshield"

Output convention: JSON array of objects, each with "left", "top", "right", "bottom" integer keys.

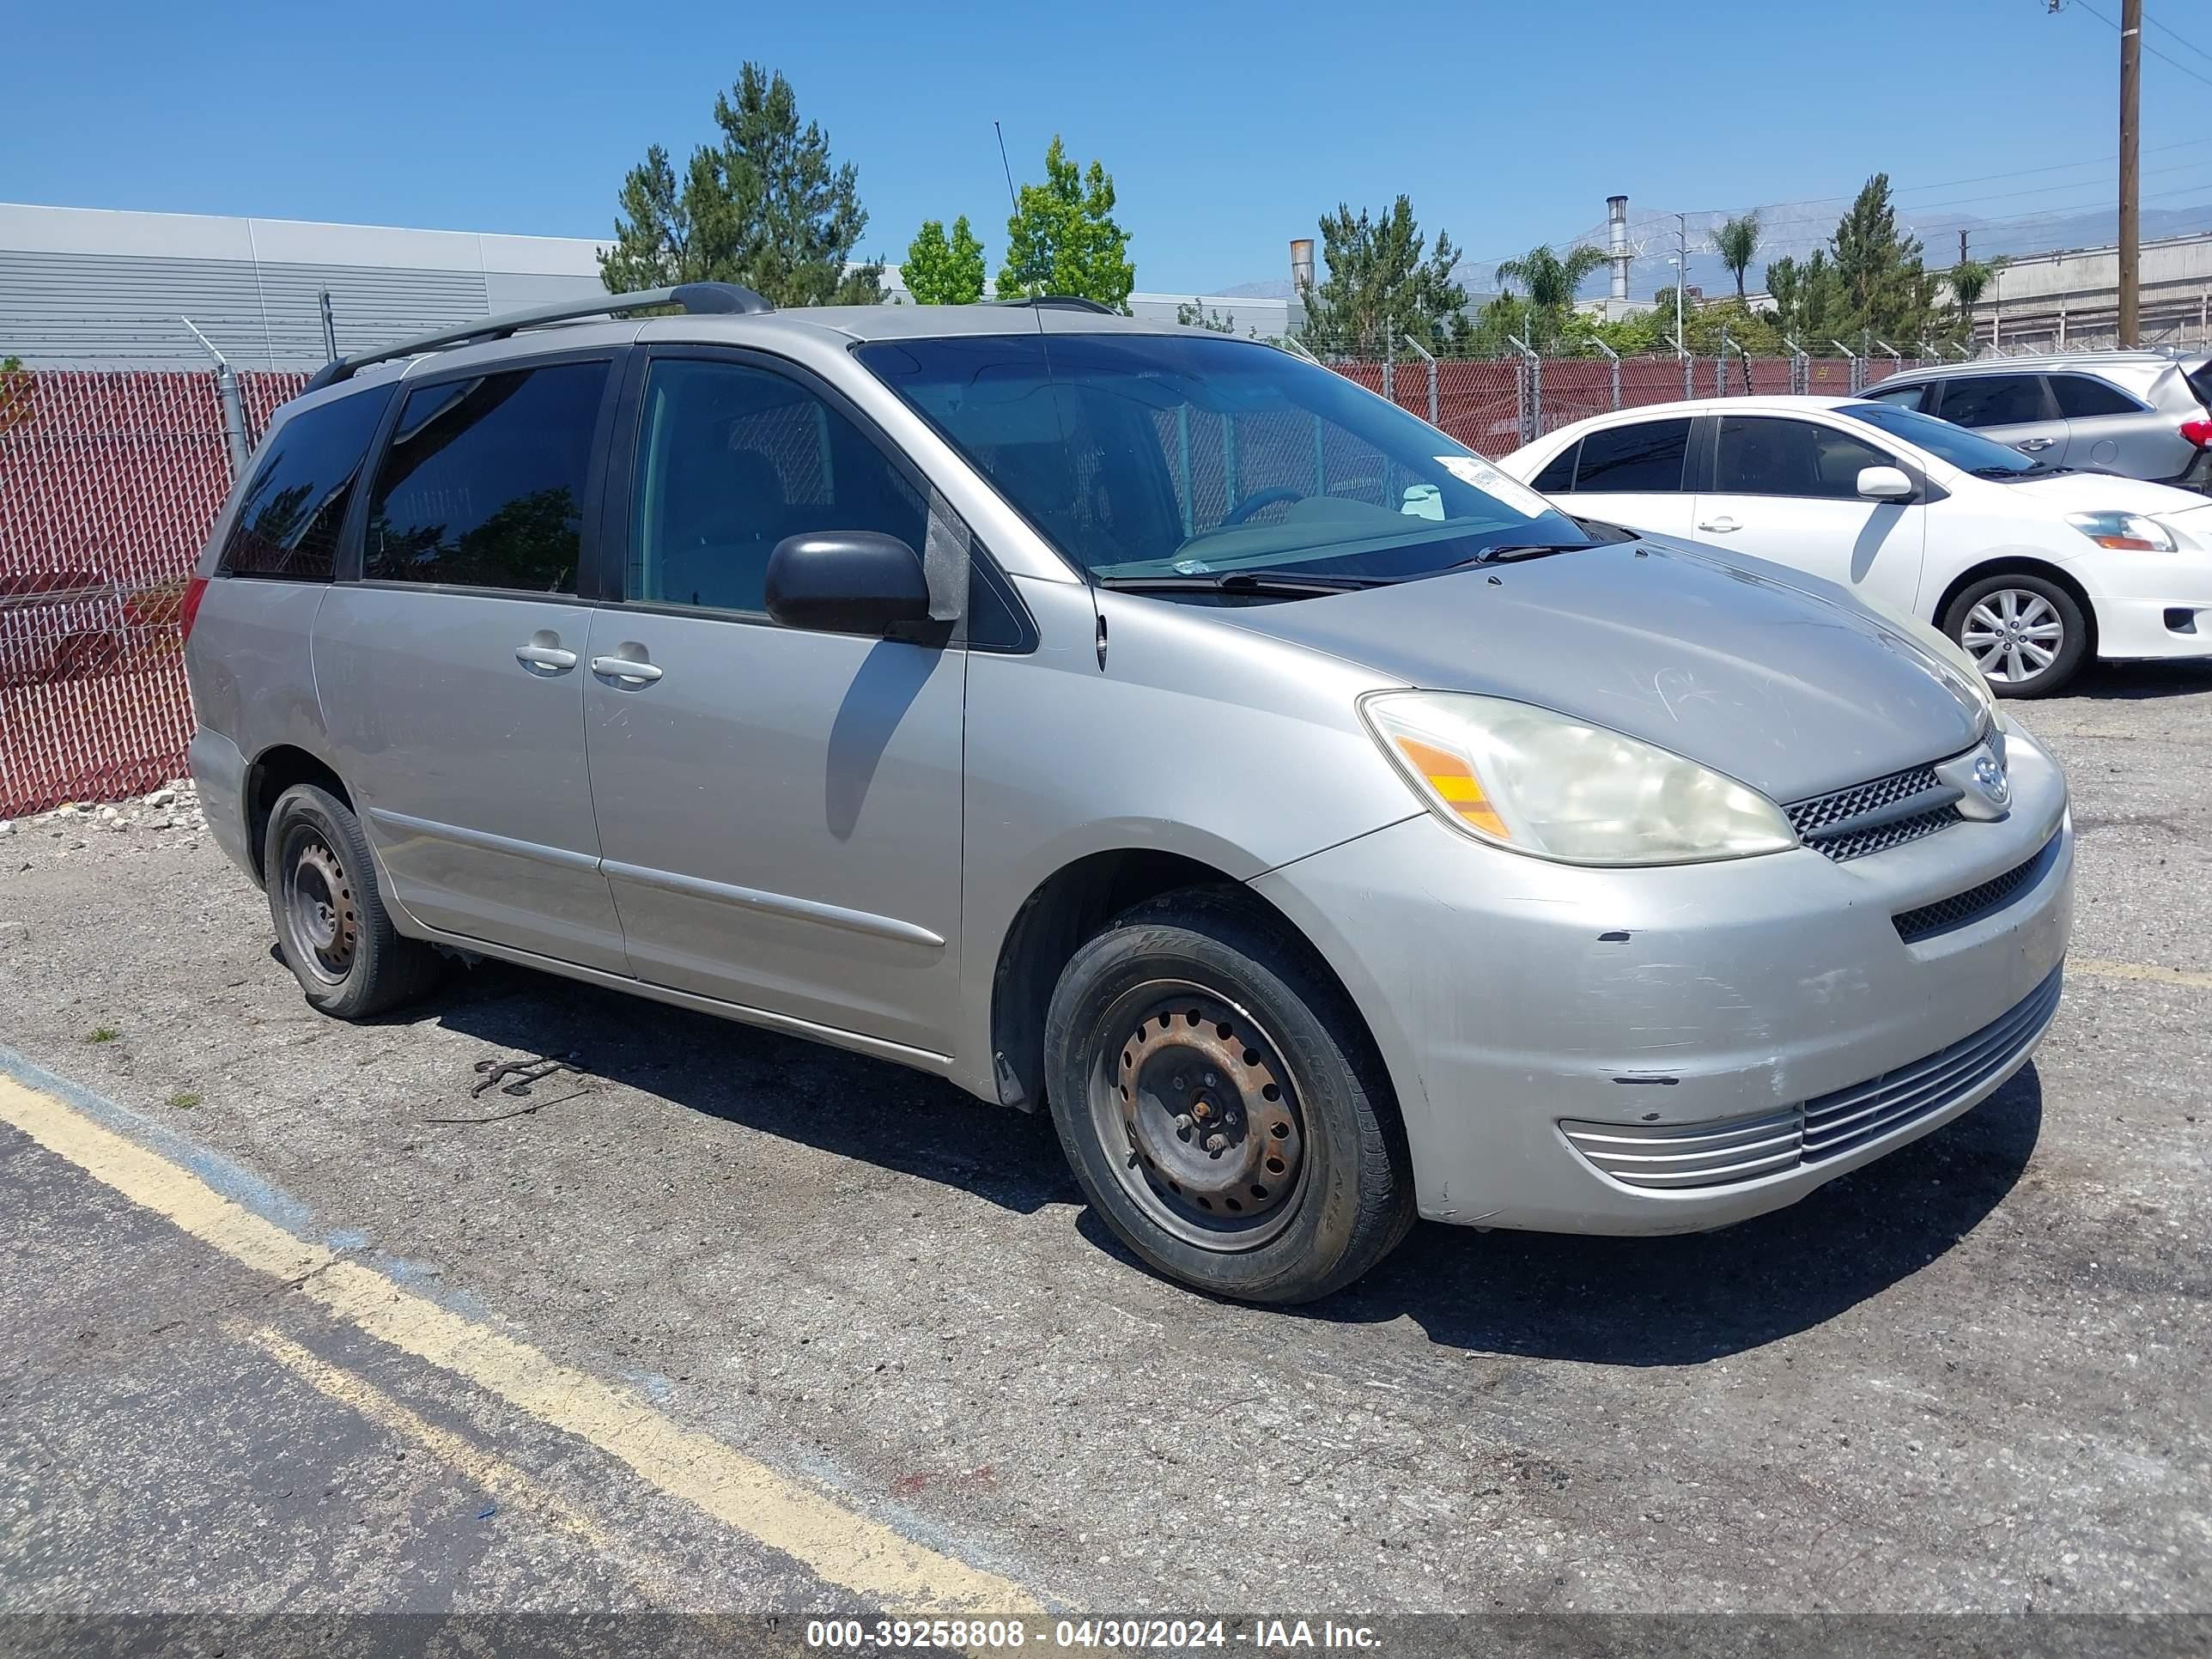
[
  {"left": 854, "top": 331, "right": 1588, "bottom": 584},
  {"left": 1839, "top": 401, "right": 2041, "bottom": 476}
]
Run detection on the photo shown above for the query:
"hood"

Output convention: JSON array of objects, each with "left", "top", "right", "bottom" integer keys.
[
  {"left": 1999, "top": 467, "right": 2212, "bottom": 529},
  {"left": 1218, "top": 538, "right": 1986, "bottom": 804}
]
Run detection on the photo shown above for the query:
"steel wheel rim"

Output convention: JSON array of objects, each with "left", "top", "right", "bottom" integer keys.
[
  {"left": 1086, "top": 980, "right": 1309, "bottom": 1251},
  {"left": 1961, "top": 589, "right": 2063, "bottom": 684},
  {"left": 281, "top": 830, "right": 359, "bottom": 986}
]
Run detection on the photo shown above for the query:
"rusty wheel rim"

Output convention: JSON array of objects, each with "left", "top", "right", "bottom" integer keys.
[
  {"left": 1088, "top": 981, "right": 1307, "bottom": 1250},
  {"left": 282, "top": 831, "right": 360, "bottom": 986}
]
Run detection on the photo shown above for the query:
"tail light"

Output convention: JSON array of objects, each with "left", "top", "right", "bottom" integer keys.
[
  {"left": 179, "top": 574, "right": 210, "bottom": 642},
  {"left": 2182, "top": 418, "right": 2212, "bottom": 449}
]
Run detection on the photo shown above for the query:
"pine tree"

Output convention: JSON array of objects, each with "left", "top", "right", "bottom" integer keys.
[
  {"left": 1295, "top": 197, "right": 1467, "bottom": 357},
  {"left": 598, "top": 64, "right": 881, "bottom": 307}
]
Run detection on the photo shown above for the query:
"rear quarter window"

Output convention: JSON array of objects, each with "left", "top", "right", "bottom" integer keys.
[
  {"left": 1532, "top": 441, "right": 1579, "bottom": 493},
  {"left": 2050, "top": 374, "right": 2142, "bottom": 418},
  {"left": 219, "top": 386, "right": 394, "bottom": 580}
]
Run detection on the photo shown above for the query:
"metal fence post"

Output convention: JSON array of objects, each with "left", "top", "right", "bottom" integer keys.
[
  {"left": 1402, "top": 335, "right": 1437, "bottom": 427},
  {"left": 1382, "top": 335, "right": 1395, "bottom": 405},
  {"left": 1585, "top": 336, "right": 1621, "bottom": 411},
  {"left": 1717, "top": 326, "right": 1729, "bottom": 398},
  {"left": 1831, "top": 338, "right": 1861, "bottom": 396},
  {"left": 319, "top": 289, "right": 339, "bottom": 365},
  {"left": 1506, "top": 335, "right": 1539, "bottom": 444},
  {"left": 180, "top": 315, "right": 249, "bottom": 481}
]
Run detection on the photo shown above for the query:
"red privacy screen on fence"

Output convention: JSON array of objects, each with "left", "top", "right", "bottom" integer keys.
[
  {"left": 0, "top": 352, "right": 1915, "bottom": 819},
  {"left": 0, "top": 368, "right": 303, "bottom": 816}
]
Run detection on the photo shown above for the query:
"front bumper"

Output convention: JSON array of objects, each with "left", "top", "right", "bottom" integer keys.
[{"left": 1250, "top": 726, "right": 2074, "bottom": 1234}]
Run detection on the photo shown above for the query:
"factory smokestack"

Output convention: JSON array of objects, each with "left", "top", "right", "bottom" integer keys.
[
  {"left": 1290, "top": 239, "right": 1316, "bottom": 295},
  {"left": 1607, "top": 195, "right": 1630, "bottom": 303}
]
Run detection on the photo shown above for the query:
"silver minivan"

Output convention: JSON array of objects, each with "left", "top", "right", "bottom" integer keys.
[{"left": 183, "top": 285, "right": 2074, "bottom": 1303}]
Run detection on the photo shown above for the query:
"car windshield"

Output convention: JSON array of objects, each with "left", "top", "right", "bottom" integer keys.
[
  {"left": 1838, "top": 401, "right": 2042, "bottom": 477},
  {"left": 854, "top": 331, "right": 1589, "bottom": 585}
]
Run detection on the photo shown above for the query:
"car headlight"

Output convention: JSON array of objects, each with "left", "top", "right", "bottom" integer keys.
[
  {"left": 1360, "top": 691, "right": 1799, "bottom": 866},
  {"left": 2067, "top": 511, "right": 2176, "bottom": 552}
]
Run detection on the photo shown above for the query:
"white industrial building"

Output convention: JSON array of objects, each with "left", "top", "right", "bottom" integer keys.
[
  {"left": 1974, "top": 230, "right": 2212, "bottom": 354},
  {"left": 0, "top": 201, "right": 1299, "bottom": 369}
]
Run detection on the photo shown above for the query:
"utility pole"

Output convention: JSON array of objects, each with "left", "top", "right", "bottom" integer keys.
[
  {"left": 1960, "top": 229, "right": 1969, "bottom": 266},
  {"left": 1674, "top": 214, "right": 1688, "bottom": 356},
  {"left": 2118, "top": 0, "right": 2142, "bottom": 345}
]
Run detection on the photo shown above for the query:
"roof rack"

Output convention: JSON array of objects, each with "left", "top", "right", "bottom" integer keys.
[
  {"left": 982, "top": 295, "right": 1119, "bottom": 314},
  {"left": 302, "top": 282, "right": 773, "bottom": 392}
]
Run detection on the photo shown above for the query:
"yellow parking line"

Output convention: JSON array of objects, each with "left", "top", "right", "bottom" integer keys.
[
  {"left": 241, "top": 1323, "right": 686, "bottom": 1605},
  {"left": 0, "top": 1073, "right": 1040, "bottom": 1616},
  {"left": 2072, "top": 957, "right": 2212, "bottom": 991}
]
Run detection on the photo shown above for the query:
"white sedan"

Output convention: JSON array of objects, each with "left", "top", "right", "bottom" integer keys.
[{"left": 1498, "top": 394, "right": 2212, "bottom": 696}]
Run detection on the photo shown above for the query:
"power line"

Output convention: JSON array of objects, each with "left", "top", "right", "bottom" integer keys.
[
  {"left": 2063, "top": 0, "right": 2212, "bottom": 90},
  {"left": 2142, "top": 6, "right": 2212, "bottom": 66}
]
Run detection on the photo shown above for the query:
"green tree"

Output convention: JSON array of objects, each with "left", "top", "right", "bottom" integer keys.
[
  {"left": 598, "top": 64, "right": 883, "bottom": 307},
  {"left": 1715, "top": 213, "right": 1761, "bottom": 302},
  {"left": 902, "top": 216, "right": 988, "bottom": 305},
  {"left": 1763, "top": 251, "right": 1849, "bottom": 345},
  {"left": 1296, "top": 196, "right": 1468, "bottom": 356},
  {"left": 998, "top": 137, "right": 1134, "bottom": 310},
  {"left": 1831, "top": 173, "right": 1935, "bottom": 345},
  {"left": 0, "top": 356, "right": 31, "bottom": 440},
  {"left": 1492, "top": 243, "right": 1607, "bottom": 348},
  {"left": 1175, "top": 300, "right": 1237, "bottom": 333}
]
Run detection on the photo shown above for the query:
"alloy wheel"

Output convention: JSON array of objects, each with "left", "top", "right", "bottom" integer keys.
[{"left": 1960, "top": 588, "right": 2065, "bottom": 685}]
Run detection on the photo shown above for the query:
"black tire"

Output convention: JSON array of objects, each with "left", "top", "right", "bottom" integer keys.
[
  {"left": 1043, "top": 887, "right": 1414, "bottom": 1304},
  {"left": 1942, "top": 574, "right": 2089, "bottom": 699},
  {"left": 264, "top": 783, "right": 441, "bottom": 1018}
]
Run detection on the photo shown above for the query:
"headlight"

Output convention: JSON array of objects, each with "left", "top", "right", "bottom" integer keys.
[
  {"left": 2067, "top": 511, "right": 2176, "bottom": 552},
  {"left": 1360, "top": 691, "right": 1799, "bottom": 866}
]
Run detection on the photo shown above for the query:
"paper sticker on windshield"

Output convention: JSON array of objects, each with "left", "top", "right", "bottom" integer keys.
[{"left": 1436, "top": 454, "right": 1552, "bottom": 520}]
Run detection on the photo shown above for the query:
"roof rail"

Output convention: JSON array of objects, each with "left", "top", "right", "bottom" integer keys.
[
  {"left": 302, "top": 282, "right": 773, "bottom": 392},
  {"left": 983, "top": 295, "right": 1119, "bottom": 314}
]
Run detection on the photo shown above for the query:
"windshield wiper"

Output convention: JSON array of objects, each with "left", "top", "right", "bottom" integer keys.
[
  {"left": 1431, "top": 541, "right": 1601, "bottom": 573},
  {"left": 1094, "top": 571, "right": 1382, "bottom": 597}
]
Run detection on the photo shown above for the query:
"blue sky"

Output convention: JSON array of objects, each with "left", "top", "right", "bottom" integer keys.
[{"left": 9, "top": 0, "right": 2208, "bottom": 292}]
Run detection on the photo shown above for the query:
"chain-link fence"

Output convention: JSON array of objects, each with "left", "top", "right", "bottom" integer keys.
[{"left": 0, "top": 368, "right": 303, "bottom": 815}]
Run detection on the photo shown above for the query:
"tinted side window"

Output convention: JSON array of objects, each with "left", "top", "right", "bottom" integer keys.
[
  {"left": 1573, "top": 419, "right": 1692, "bottom": 493},
  {"left": 364, "top": 362, "right": 608, "bottom": 592},
  {"left": 1936, "top": 374, "right": 2052, "bottom": 428},
  {"left": 1532, "top": 441, "right": 1579, "bottom": 493},
  {"left": 2050, "top": 374, "right": 2141, "bottom": 418},
  {"left": 219, "top": 386, "right": 393, "bottom": 580},
  {"left": 1864, "top": 382, "right": 1929, "bottom": 411},
  {"left": 628, "top": 358, "right": 928, "bottom": 616},
  {"left": 1713, "top": 416, "right": 1894, "bottom": 499}
]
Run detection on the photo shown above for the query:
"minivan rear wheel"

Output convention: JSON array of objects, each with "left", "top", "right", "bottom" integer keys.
[
  {"left": 265, "top": 783, "right": 441, "bottom": 1018},
  {"left": 1043, "top": 889, "right": 1413, "bottom": 1304},
  {"left": 1942, "top": 574, "right": 2088, "bottom": 698}
]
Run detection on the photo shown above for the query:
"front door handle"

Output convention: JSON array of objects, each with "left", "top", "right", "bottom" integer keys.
[
  {"left": 2015, "top": 436, "right": 2055, "bottom": 452},
  {"left": 591, "top": 654, "right": 663, "bottom": 684},
  {"left": 514, "top": 639, "right": 577, "bottom": 672},
  {"left": 1697, "top": 516, "right": 1741, "bottom": 532}
]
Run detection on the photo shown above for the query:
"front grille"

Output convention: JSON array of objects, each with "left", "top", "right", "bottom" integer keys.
[
  {"left": 1560, "top": 968, "right": 2062, "bottom": 1192},
  {"left": 1893, "top": 844, "right": 2051, "bottom": 943},
  {"left": 1785, "top": 761, "right": 1965, "bottom": 863}
]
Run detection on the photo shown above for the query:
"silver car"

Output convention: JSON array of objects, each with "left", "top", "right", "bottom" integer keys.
[
  {"left": 1866, "top": 349, "right": 2212, "bottom": 494},
  {"left": 182, "top": 286, "right": 2074, "bottom": 1304}
]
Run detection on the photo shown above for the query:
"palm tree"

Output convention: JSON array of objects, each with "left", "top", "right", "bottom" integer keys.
[
  {"left": 1716, "top": 213, "right": 1760, "bottom": 301},
  {"left": 1492, "top": 243, "right": 1607, "bottom": 344},
  {"left": 1948, "top": 257, "right": 2003, "bottom": 313}
]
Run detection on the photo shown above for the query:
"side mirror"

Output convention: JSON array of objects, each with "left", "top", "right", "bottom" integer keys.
[
  {"left": 1856, "top": 465, "right": 1915, "bottom": 501},
  {"left": 764, "top": 532, "right": 936, "bottom": 638}
]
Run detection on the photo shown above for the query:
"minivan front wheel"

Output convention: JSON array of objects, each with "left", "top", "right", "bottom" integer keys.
[
  {"left": 265, "top": 783, "right": 441, "bottom": 1018},
  {"left": 1943, "top": 574, "right": 2088, "bottom": 697},
  {"left": 1044, "top": 890, "right": 1413, "bottom": 1304}
]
